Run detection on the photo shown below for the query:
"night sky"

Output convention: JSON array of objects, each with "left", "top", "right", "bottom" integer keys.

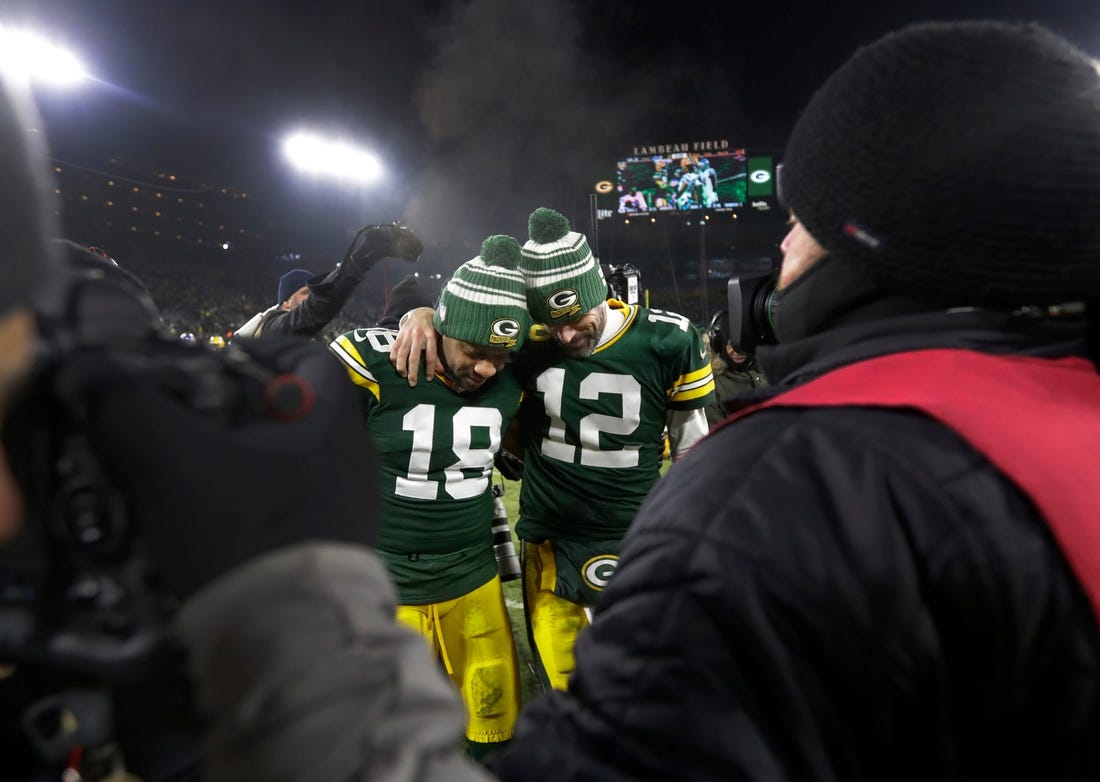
[{"left": 6, "top": 0, "right": 1100, "bottom": 270}]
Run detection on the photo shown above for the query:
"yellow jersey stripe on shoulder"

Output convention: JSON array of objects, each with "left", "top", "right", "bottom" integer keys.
[
  {"left": 594, "top": 302, "right": 637, "bottom": 353},
  {"left": 331, "top": 336, "right": 381, "bottom": 400},
  {"left": 668, "top": 365, "right": 714, "bottom": 402}
]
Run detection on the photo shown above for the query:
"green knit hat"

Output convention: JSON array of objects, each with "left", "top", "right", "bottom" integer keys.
[
  {"left": 520, "top": 207, "right": 608, "bottom": 324},
  {"left": 434, "top": 235, "right": 530, "bottom": 350}
]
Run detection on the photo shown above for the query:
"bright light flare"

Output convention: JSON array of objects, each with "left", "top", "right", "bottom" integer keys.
[
  {"left": 0, "top": 26, "right": 88, "bottom": 87},
  {"left": 282, "top": 131, "right": 384, "bottom": 185}
]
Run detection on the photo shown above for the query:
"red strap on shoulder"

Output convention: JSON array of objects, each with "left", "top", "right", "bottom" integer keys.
[{"left": 726, "top": 349, "right": 1100, "bottom": 622}]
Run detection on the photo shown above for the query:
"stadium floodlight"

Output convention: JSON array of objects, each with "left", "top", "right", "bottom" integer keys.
[
  {"left": 0, "top": 26, "right": 88, "bottom": 87},
  {"left": 282, "top": 131, "right": 384, "bottom": 185}
]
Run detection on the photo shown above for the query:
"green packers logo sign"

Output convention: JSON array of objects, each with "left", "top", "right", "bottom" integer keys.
[
  {"left": 548, "top": 289, "right": 583, "bottom": 321},
  {"left": 488, "top": 317, "right": 521, "bottom": 348},
  {"left": 581, "top": 555, "right": 619, "bottom": 591}
]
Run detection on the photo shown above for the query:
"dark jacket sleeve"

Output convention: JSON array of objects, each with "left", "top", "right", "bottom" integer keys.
[
  {"left": 705, "top": 366, "right": 767, "bottom": 428},
  {"left": 494, "top": 407, "right": 1100, "bottom": 781},
  {"left": 177, "top": 542, "right": 494, "bottom": 782},
  {"left": 258, "top": 264, "right": 365, "bottom": 338}
]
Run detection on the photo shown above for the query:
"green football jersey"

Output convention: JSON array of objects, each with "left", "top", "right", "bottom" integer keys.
[
  {"left": 330, "top": 327, "right": 523, "bottom": 603},
  {"left": 514, "top": 301, "right": 714, "bottom": 543}
]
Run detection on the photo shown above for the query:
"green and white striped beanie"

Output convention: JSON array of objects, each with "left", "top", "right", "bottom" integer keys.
[
  {"left": 434, "top": 235, "right": 530, "bottom": 350},
  {"left": 520, "top": 207, "right": 608, "bottom": 324}
]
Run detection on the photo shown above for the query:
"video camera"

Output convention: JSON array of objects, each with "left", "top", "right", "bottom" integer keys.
[
  {"left": 345, "top": 221, "right": 424, "bottom": 267},
  {"left": 0, "top": 246, "right": 291, "bottom": 676},
  {"left": 605, "top": 263, "right": 641, "bottom": 305},
  {"left": 726, "top": 270, "right": 780, "bottom": 353},
  {"left": 719, "top": 162, "right": 783, "bottom": 353}
]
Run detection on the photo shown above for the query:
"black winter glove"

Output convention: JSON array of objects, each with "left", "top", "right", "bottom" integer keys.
[
  {"left": 55, "top": 337, "right": 382, "bottom": 599},
  {"left": 343, "top": 223, "right": 423, "bottom": 277}
]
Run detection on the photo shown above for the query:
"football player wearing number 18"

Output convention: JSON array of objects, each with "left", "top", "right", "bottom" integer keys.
[
  {"left": 329, "top": 236, "right": 530, "bottom": 761},
  {"left": 514, "top": 208, "right": 715, "bottom": 691}
]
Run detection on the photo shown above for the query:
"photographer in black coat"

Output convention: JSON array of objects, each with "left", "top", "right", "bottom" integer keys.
[{"left": 494, "top": 21, "right": 1100, "bottom": 781}]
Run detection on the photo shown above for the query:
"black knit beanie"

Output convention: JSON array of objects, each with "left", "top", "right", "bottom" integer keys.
[
  {"left": 782, "top": 21, "right": 1100, "bottom": 308},
  {"left": 377, "top": 274, "right": 432, "bottom": 329},
  {"left": 276, "top": 268, "right": 315, "bottom": 305}
]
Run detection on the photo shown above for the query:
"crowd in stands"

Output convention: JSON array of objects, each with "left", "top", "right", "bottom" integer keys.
[
  {"left": 116, "top": 251, "right": 383, "bottom": 340},
  {"left": 117, "top": 248, "right": 721, "bottom": 341}
]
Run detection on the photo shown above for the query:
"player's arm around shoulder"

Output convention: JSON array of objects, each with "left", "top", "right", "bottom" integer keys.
[{"left": 388, "top": 306, "right": 442, "bottom": 386}]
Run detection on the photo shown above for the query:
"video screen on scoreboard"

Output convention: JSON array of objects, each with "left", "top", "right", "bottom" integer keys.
[{"left": 615, "top": 149, "right": 749, "bottom": 214}]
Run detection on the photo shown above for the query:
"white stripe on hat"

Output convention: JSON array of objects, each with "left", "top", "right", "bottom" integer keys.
[
  {"left": 521, "top": 232, "right": 588, "bottom": 258},
  {"left": 447, "top": 277, "right": 528, "bottom": 307},
  {"left": 520, "top": 250, "right": 598, "bottom": 286}
]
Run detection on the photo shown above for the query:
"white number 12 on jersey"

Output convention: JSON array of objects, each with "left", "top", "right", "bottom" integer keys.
[{"left": 537, "top": 368, "right": 641, "bottom": 468}]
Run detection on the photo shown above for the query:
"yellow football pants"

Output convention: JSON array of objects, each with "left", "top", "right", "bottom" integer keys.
[
  {"left": 522, "top": 540, "right": 591, "bottom": 691},
  {"left": 396, "top": 574, "right": 520, "bottom": 744}
]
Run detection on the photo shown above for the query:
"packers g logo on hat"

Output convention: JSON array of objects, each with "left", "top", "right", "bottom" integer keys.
[
  {"left": 547, "top": 289, "right": 582, "bottom": 321},
  {"left": 581, "top": 555, "right": 619, "bottom": 591},
  {"left": 489, "top": 317, "right": 521, "bottom": 348}
]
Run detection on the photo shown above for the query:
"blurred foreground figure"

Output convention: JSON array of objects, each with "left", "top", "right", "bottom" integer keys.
[
  {"left": 493, "top": 21, "right": 1100, "bottom": 781},
  {"left": 0, "top": 72, "right": 487, "bottom": 781}
]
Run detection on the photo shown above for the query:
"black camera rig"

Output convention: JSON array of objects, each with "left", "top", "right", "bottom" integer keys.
[
  {"left": 0, "top": 244, "right": 301, "bottom": 777},
  {"left": 1, "top": 244, "right": 298, "bottom": 677}
]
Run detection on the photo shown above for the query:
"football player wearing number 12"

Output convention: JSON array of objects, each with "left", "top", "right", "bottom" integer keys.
[
  {"left": 329, "top": 236, "right": 530, "bottom": 761},
  {"left": 513, "top": 207, "right": 716, "bottom": 691}
]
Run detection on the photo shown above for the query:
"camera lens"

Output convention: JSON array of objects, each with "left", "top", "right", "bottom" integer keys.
[
  {"left": 755, "top": 284, "right": 780, "bottom": 341},
  {"left": 727, "top": 271, "right": 780, "bottom": 353}
]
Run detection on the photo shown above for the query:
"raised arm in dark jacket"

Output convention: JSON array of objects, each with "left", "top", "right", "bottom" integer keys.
[{"left": 238, "top": 224, "right": 423, "bottom": 340}]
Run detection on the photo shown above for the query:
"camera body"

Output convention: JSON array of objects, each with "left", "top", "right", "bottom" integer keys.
[
  {"left": 0, "top": 247, "right": 270, "bottom": 679},
  {"left": 387, "top": 223, "right": 424, "bottom": 264},
  {"left": 605, "top": 263, "right": 642, "bottom": 305},
  {"left": 349, "top": 222, "right": 423, "bottom": 267}
]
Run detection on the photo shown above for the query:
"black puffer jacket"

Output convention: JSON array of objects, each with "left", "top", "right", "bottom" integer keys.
[{"left": 494, "top": 309, "right": 1100, "bottom": 781}]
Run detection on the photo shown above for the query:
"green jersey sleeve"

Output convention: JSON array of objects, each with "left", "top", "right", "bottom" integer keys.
[{"left": 646, "top": 307, "right": 717, "bottom": 411}]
